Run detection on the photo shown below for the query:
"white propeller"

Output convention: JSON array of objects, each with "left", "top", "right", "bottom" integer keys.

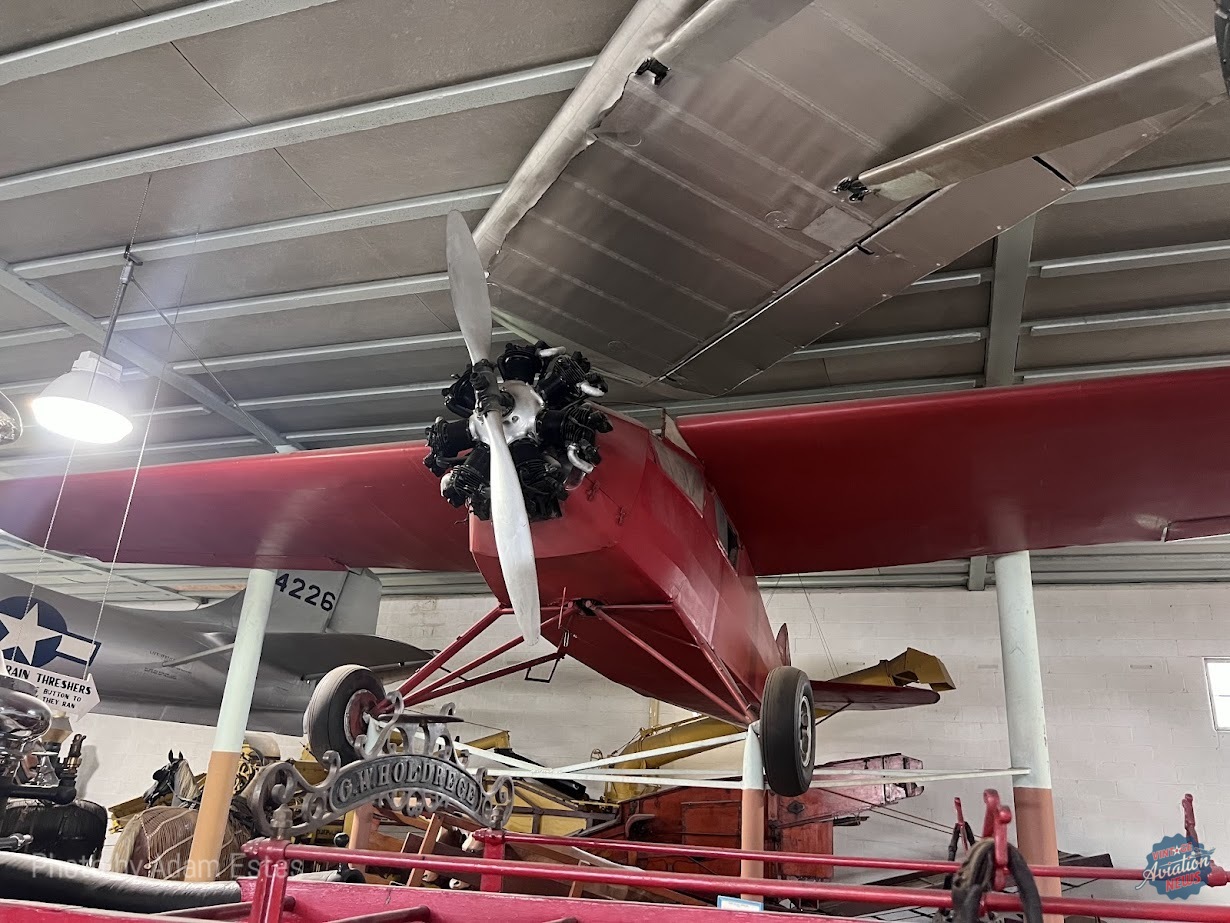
[{"left": 445, "top": 211, "right": 542, "bottom": 645}]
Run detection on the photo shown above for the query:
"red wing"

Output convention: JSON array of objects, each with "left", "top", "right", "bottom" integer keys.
[
  {"left": 676, "top": 368, "right": 1230, "bottom": 577},
  {"left": 811, "top": 681, "right": 939, "bottom": 710},
  {"left": 0, "top": 443, "right": 477, "bottom": 572}
]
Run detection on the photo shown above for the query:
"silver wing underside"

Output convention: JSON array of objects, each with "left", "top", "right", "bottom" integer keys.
[{"left": 487, "top": 1, "right": 1223, "bottom": 394}]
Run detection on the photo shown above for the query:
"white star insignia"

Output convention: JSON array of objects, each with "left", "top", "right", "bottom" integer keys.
[{"left": 0, "top": 603, "right": 63, "bottom": 663}]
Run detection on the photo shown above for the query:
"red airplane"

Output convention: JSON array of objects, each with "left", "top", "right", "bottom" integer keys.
[{"left": 1, "top": 214, "right": 1229, "bottom": 797}]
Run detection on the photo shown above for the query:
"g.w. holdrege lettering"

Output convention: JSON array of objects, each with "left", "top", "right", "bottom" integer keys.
[{"left": 329, "top": 754, "right": 482, "bottom": 814}]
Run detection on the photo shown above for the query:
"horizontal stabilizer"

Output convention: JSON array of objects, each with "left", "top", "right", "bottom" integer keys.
[
  {"left": 810, "top": 680, "right": 939, "bottom": 711},
  {"left": 259, "top": 633, "right": 432, "bottom": 680}
]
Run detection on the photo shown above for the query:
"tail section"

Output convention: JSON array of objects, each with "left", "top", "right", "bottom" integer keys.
[{"left": 775, "top": 623, "right": 791, "bottom": 666}]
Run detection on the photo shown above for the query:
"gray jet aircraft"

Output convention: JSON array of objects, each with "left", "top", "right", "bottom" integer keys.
[{"left": 0, "top": 568, "right": 429, "bottom": 734}]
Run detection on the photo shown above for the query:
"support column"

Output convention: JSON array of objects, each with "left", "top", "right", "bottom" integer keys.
[
  {"left": 186, "top": 568, "right": 276, "bottom": 882},
  {"left": 740, "top": 721, "right": 765, "bottom": 899},
  {"left": 994, "top": 551, "right": 1060, "bottom": 918}
]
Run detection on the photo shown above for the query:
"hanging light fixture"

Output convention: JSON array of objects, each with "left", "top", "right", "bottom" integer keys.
[
  {"left": 0, "top": 391, "right": 21, "bottom": 446},
  {"left": 33, "top": 252, "right": 139, "bottom": 444},
  {"left": 32, "top": 350, "right": 133, "bottom": 444}
]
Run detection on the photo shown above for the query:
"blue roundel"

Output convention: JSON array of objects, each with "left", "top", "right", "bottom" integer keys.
[{"left": 0, "top": 595, "right": 81, "bottom": 667}]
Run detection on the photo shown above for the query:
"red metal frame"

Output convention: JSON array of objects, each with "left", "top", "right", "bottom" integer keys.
[
  {"left": 0, "top": 790, "right": 1225, "bottom": 923},
  {"left": 390, "top": 605, "right": 570, "bottom": 711},
  {"left": 981, "top": 788, "right": 1012, "bottom": 890},
  {"left": 390, "top": 600, "right": 758, "bottom": 725},
  {"left": 230, "top": 837, "right": 1230, "bottom": 923},
  {"left": 468, "top": 828, "right": 1154, "bottom": 882},
  {"left": 392, "top": 606, "right": 508, "bottom": 699},
  {"left": 592, "top": 608, "right": 751, "bottom": 722}
]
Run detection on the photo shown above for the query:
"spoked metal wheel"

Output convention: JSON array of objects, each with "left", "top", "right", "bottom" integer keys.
[
  {"left": 760, "top": 666, "right": 816, "bottom": 797},
  {"left": 304, "top": 664, "right": 384, "bottom": 764}
]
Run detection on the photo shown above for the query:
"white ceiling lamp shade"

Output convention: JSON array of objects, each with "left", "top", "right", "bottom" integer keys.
[
  {"left": 33, "top": 350, "right": 133, "bottom": 444},
  {"left": 0, "top": 391, "right": 21, "bottom": 446}
]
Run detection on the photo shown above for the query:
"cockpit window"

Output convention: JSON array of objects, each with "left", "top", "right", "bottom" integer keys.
[
  {"left": 713, "top": 497, "right": 740, "bottom": 568},
  {"left": 650, "top": 436, "right": 706, "bottom": 512}
]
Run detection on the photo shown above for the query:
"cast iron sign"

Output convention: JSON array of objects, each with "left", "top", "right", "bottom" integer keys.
[
  {"left": 330, "top": 753, "right": 483, "bottom": 815},
  {"left": 249, "top": 698, "right": 513, "bottom": 838}
]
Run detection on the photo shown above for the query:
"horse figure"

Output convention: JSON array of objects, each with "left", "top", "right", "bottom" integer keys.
[{"left": 111, "top": 750, "right": 257, "bottom": 880}]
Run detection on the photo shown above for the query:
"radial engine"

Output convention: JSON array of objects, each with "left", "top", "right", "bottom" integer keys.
[{"left": 424, "top": 343, "right": 612, "bottom": 522}]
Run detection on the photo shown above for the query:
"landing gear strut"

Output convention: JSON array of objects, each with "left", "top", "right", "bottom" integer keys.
[
  {"left": 304, "top": 664, "right": 383, "bottom": 765},
  {"left": 760, "top": 666, "right": 815, "bottom": 797}
]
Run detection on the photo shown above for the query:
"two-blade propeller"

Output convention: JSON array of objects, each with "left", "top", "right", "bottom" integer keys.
[{"left": 445, "top": 211, "right": 542, "bottom": 645}]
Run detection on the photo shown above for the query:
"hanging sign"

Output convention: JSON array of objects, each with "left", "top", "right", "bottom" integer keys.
[{"left": 3, "top": 662, "right": 100, "bottom": 716}]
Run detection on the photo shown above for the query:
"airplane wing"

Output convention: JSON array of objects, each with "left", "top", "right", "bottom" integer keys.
[
  {"left": 0, "top": 443, "right": 475, "bottom": 572},
  {"left": 2, "top": 369, "right": 1229, "bottom": 581},
  {"left": 676, "top": 367, "right": 1230, "bottom": 577},
  {"left": 483, "top": 9, "right": 1225, "bottom": 394}
]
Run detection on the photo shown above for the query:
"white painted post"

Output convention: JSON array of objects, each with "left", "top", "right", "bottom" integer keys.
[
  {"left": 994, "top": 550, "right": 1060, "bottom": 919},
  {"left": 186, "top": 568, "right": 276, "bottom": 881},
  {"left": 740, "top": 720, "right": 765, "bottom": 897}
]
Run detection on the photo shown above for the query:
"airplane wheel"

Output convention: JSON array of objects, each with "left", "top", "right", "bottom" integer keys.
[
  {"left": 304, "top": 664, "right": 384, "bottom": 765},
  {"left": 760, "top": 666, "right": 815, "bottom": 797}
]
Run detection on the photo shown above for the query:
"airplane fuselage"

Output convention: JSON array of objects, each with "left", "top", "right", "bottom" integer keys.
[{"left": 470, "top": 413, "right": 784, "bottom": 724}]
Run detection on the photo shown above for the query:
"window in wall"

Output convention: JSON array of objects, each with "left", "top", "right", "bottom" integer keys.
[{"left": 1205, "top": 659, "right": 1230, "bottom": 730}]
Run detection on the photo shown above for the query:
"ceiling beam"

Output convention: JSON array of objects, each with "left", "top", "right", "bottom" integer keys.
[
  {"left": 236, "top": 380, "right": 451, "bottom": 412},
  {"left": 0, "top": 436, "right": 264, "bottom": 468},
  {"left": 1020, "top": 353, "right": 1230, "bottom": 382},
  {"left": 11, "top": 184, "right": 504, "bottom": 279},
  {"left": 1061, "top": 158, "right": 1230, "bottom": 203},
  {"left": 1033, "top": 238, "right": 1230, "bottom": 278},
  {"left": 31, "top": 379, "right": 454, "bottom": 421},
  {"left": 637, "top": 376, "right": 981, "bottom": 417},
  {"left": 115, "top": 274, "right": 451, "bottom": 331},
  {"left": 0, "top": 58, "right": 592, "bottom": 201},
  {"left": 1023, "top": 300, "right": 1230, "bottom": 336},
  {"left": 171, "top": 330, "right": 510, "bottom": 376},
  {"left": 0, "top": 261, "right": 299, "bottom": 452},
  {"left": 787, "top": 328, "right": 986, "bottom": 362},
  {"left": 0, "top": 0, "right": 342, "bottom": 88}
]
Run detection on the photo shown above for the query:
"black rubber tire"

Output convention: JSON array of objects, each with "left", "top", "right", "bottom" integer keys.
[
  {"left": 760, "top": 665, "right": 816, "bottom": 797},
  {"left": 304, "top": 664, "right": 383, "bottom": 764}
]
